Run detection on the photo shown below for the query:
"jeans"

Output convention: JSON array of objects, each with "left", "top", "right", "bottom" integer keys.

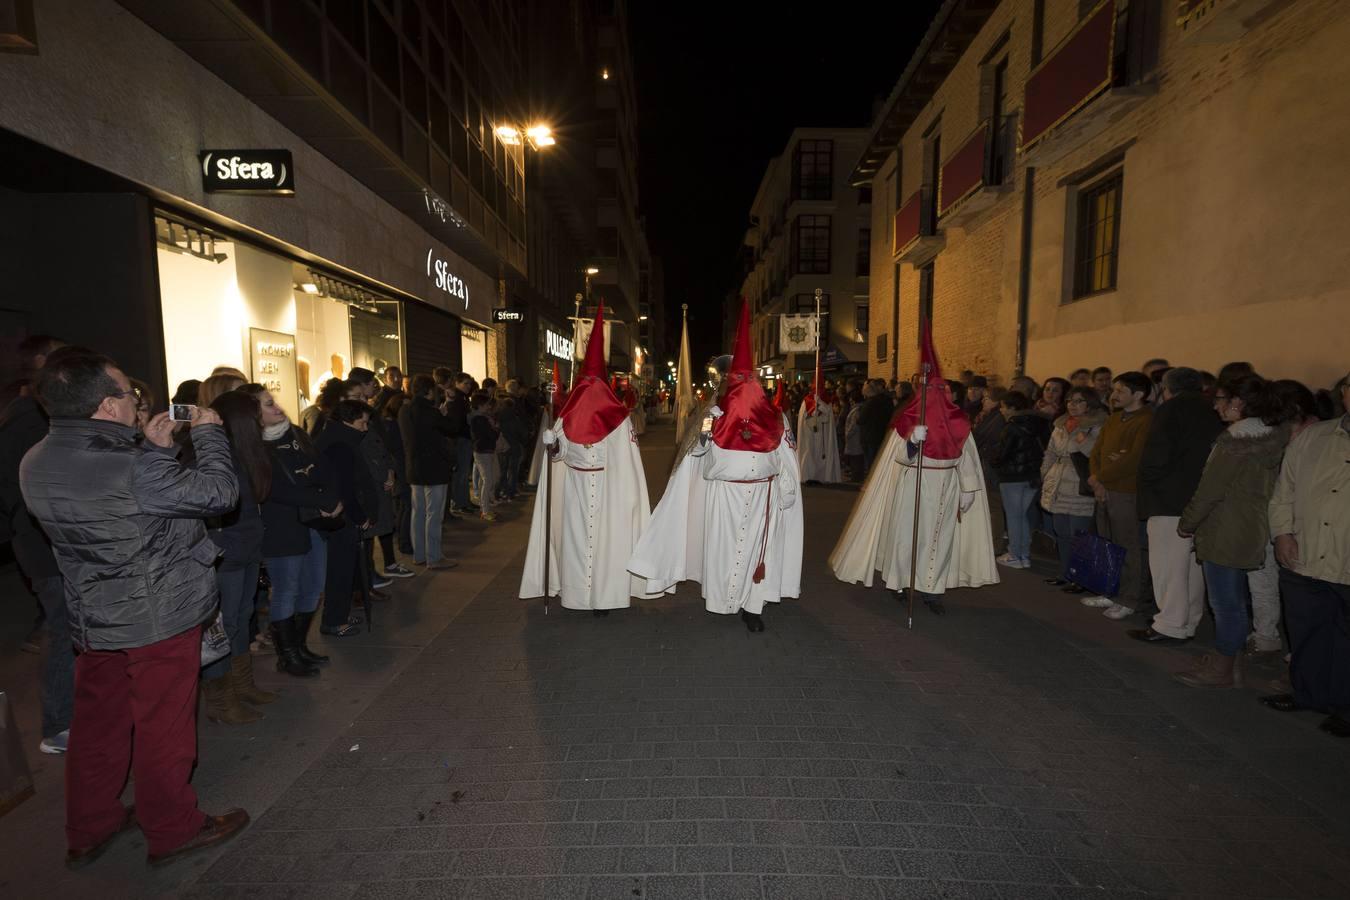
[
  {"left": 410, "top": 483, "right": 448, "bottom": 564},
  {"left": 1247, "top": 542, "right": 1281, "bottom": 650},
  {"left": 1052, "top": 512, "right": 1095, "bottom": 577},
  {"left": 33, "top": 575, "right": 74, "bottom": 739},
  {"left": 264, "top": 532, "right": 327, "bottom": 620},
  {"left": 984, "top": 474, "right": 1006, "bottom": 555},
  {"left": 1282, "top": 568, "right": 1350, "bottom": 714},
  {"left": 473, "top": 452, "right": 499, "bottom": 514},
  {"left": 999, "top": 482, "right": 1038, "bottom": 562},
  {"left": 66, "top": 626, "right": 205, "bottom": 856},
  {"left": 451, "top": 437, "right": 473, "bottom": 509},
  {"left": 1201, "top": 561, "right": 1251, "bottom": 657},
  {"left": 322, "top": 524, "right": 361, "bottom": 629},
  {"left": 203, "top": 561, "right": 260, "bottom": 680}
]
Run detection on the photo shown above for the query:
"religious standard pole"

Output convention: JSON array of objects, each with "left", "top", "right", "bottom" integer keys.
[
  {"left": 906, "top": 319, "right": 931, "bottom": 630},
  {"left": 570, "top": 292, "right": 582, "bottom": 389},
  {"left": 813, "top": 288, "right": 822, "bottom": 399}
]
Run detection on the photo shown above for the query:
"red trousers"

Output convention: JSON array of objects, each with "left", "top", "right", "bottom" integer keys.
[{"left": 66, "top": 626, "right": 206, "bottom": 855}]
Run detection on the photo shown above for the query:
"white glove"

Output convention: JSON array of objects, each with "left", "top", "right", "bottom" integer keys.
[
  {"left": 960, "top": 491, "right": 975, "bottom": 514},
  {"left": 911, "top": 425, "right": 928, "bottom": 443},
  {"left": 709, "top": 405, "right": 724, "bottom": 418}
]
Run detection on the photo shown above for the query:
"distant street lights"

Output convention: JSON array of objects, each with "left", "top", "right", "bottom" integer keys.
[{"left": 494, "top": 123, "right": 556, "bottom": 150}]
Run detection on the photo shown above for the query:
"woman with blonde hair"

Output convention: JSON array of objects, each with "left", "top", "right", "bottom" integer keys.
[{"left": 199, "top": 371, "right": 247, "bottom": 407}]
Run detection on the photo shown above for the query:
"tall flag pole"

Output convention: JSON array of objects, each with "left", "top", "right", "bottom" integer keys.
[
  {"left": 674, "top": 303, "right": 694, "bottom": 443},
  {"left": 569, "top": 293, "right": 583, "bottom": 389}
]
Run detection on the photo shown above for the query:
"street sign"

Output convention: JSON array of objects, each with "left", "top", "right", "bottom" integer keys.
[{"left": 492, "top": 307, "right": 525, "bottom": 323}]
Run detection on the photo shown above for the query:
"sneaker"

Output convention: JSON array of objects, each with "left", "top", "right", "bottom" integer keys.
[
  {"left": 40, "top": 730, "right": 69, "bottom": 755},
  {"left": 371, "top": 575, "right": 393, "bottom": 590},
  {"left": 480, "top": 512, "right": 497, "bottom": 522},
  {"left": 383, "top": 563, "right": 416, "bottom": 579},
  {"left": 995, "top": 553, "right": 1021, "bottom": 568},
  {"left": 1080, "top": 595, "right": 1114, "bottom": 609},
  {"left": 425, "top": 559, "right": 460, "bottom": 570},
  {"left": 1103, "top": 603, "right": 1134, "bottom": 620}
]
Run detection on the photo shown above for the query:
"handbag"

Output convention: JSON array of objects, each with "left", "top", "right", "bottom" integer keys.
[
  {"left": 200, "top": 611, "right": 230, "bottom": 667},
  {"left": 277, "top": 459, "right": 345, "bottom": 531},
  {"left": 1069, "top": 451, "right": 1094, "bottom": 497},
  {"left": 1065, "top": 533, "right": 1126, "bottom": 597}
]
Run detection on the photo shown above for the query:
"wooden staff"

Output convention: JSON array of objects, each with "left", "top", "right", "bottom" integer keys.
[{"left": 906, "top": 359, "right": 931, "bottom": 630}]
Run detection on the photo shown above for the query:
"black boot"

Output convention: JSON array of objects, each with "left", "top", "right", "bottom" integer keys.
[
  {"left": 271, "top": 618, "right": 319, "bottom": 677},
  {"left": 294, "top": 612, "right": 330, "bottom": 665},
  {"left": 740, "top": 610, "right": 765, "bottom": 633}
]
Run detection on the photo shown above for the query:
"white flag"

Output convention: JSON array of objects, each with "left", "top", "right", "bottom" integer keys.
[
  {"left": 780, "top": 314, "right": 818, "bottom": 353},
  {"left": 674, "top": 315, "right": 695, "bottom": 443},
  {"left": 572, "top": 318, "right": 612, "bottom": 362}
]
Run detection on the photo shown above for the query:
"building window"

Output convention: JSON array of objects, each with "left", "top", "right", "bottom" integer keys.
[
  {"left": 792, "top": 292, "right": 830, "bottom": 315},
  {"left": 856, "top": 228, "right": 871, "bottom": 277},
  {"left": 791, "top": 215, "right": 831, "bottom": 275},
  {"left": 791, "top": 139, "right": 833, "bottom": 201},
  {"left": 857, "top": 186, "right": 872, "bottom": 205},
  {"left": 856, "top": 301, "right": 869, "bottom": 340},
  {"left": 876, "top": 332, "right": 888, "bottom": 362},
  {"left": 1072, "top": 170, "right": 1123, "bottom": 299}
]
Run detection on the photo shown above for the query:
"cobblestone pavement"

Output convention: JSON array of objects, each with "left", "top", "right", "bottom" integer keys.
[{"left": 4, "top": 422, "right": 1349, "bottom": 899}]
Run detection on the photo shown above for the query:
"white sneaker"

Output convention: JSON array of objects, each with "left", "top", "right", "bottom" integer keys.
[
  {"left": 40, "top": 730, "right": 69, "bottom": 755},
  {"left": 1080, "top": 595, "right": 1114, "bottom": 609},
  {"left": 1103, "top": 603, "right": 1135, "bottom": 620},
  {"left": 996, "top": 554, "right": 1023, "bottom": 568}
]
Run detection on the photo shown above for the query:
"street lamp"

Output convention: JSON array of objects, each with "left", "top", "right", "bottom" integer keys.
[{"left": 495, "top": 123, "right": 556, "bottom": 150}]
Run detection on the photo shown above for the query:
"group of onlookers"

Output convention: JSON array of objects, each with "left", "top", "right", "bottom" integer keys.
[{"left": 0, "top": 335, "right": 548, "bottom": 867}]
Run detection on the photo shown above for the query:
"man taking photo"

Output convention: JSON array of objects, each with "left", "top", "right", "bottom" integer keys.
[{"left": 20, "top": 352, "right": 249, "bottom": 868}]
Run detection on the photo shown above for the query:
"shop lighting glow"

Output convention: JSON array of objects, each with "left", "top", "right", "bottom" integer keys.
[
  {"left": 585, "top": 266, "right": 600, "bottom": 275},
  {"left": 299, "top": 282, "right": 319, "bottom": 294},
  {"left": 601, "top": 68, "right": 610, "bottom": 80}
]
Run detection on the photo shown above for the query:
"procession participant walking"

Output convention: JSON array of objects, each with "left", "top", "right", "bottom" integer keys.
[
  {"left": 796, "top": 364, "right": 842, "bottom": 484},
  {"left": 829, "top": 326, "right": 998, "bottom": 615},
  {"left": 520, "top": 302, "right": 656, "bottom": 614},
  {"left": 630, "top": 301, "right": 803, "bottom": 633}
]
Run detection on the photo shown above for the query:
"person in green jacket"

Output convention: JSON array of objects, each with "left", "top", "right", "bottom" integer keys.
[{"left": 1175, "top": 375, "right": 1290, "bottom": 688}]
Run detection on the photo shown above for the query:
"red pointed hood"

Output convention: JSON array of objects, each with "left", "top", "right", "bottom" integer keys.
[
  {"left": 803, "top": 359, "right": 831, "bottom": 415},
  {"left": 713, "top": 300, "right": 783, "bottom": 453},
  {"left": 892, "top": 322, "right": 969, "bottom": 459},
  {"left": 772, "top": 380, "right": 784, "bottom": 412},
  {"left": 558, "top": 301, "right": 627, "bottom": 443}
]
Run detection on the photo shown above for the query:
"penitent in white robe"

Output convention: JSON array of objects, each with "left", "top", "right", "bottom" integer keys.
[
  {"left": 519, "top": 417, "right": 656, "bottom": 610},
  {"left": 829, "top": 429, "right": 998, "bottom": 594},
  {"left": 629, "top": 425, "right": 803, "bottom": 616},
  {"left": 796, "top": 402, "right": 842, "bottom": 484}
]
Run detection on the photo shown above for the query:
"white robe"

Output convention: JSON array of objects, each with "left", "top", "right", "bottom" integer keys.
[
  {"left": 629, "top": 403, "right": 647, "bottom": 435},
  {"left": 519, "top": 417, "right": 656, "bottom": 610},
  {"left": 796, "top": 402, "right": 842, "bottom": 484},
  {"left": 630, "top": 427, "right": 804, "bottom": 615},
  {"left": 829, "top": 429, "right": 999, "bottom": 594},
  {"left": 526, "top": 407, "right": 551, "bottom": 487}
]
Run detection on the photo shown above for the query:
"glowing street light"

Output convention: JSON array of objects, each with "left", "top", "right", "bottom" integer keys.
[
  {"left": 495, "top": 123, "right": 555, "bottom": 149},
  {"left": 585, "top": 266, "right": 600, "bottom": 275}
]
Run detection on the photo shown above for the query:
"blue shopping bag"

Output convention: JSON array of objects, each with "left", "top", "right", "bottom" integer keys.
[{"left": 1065, "top": 533, "right": 1126, "bottom": 597}]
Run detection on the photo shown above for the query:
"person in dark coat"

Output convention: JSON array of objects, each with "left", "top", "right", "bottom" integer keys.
[
  {"left": 857, "top": 379, "right": 895, "bottom": 477},
  {"left": 244, "top": 385, "right": 340, "bottom": 673},
  {"left": 1129, "top": 367, "right": 1225, "bottom": 644},
  {"left": 443, "top": 373, "right": 476, "bottom": 514},
  {"left": 20, "top": 351, "right": 247, "bottom": 866},
  {"left": 495, "top": 394, "right": 529, "bottom": 501},
  {"left": 398, "top": 374, "right": 459, "bottom": 569},
  {"left": 315, "top": 400, "right": 379, "bottom": 637},
  {"left": 991, "top": 392, "right": 1051, "bottom": 568},
  {"left": 971, "top": 387, "right": 1008, "bottom": 555}
]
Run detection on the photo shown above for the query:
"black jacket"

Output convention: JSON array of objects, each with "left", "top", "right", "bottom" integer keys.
[
  {"left": 207, "top": 452, "right": 265, "bottom": 566},
  {"left": 399, "top": 395, "right": 455, "bottom": 485},
  {"left": 261, "top": 425, "right": 339, "bottom": 557},
  {"left": 972, "top": 409, "right": 1007, "bottom": 482},
  {"left": 443, "top": 388, "right": 470, "bottom": 439},
  {"left": 469, "top": 410, "right": 500, "bottom": 455},
  {"left": 992, "top": 411, "right": 1051, "bottom": 484},
  {"left": 857, "top": 394, "right": 895, "bottom": 454},
  {"left": 315, "top": 421, "right": 379, "bottom": 530},
  {"left": 20, "top": 420, "right": 238, "bottom": 651},
  {"left": 0, "top": 395, "right": 59, "bottom": 579},
  {"left": 1137, "top": 391, "right": 1225, "bottom": 519},
  {"left": 497, "top": 403, "right": 529, "bottom": 451}
]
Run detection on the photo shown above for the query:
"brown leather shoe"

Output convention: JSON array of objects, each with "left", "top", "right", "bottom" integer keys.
[
  {"left": 1174, "top": 653, "right": 1240, "bottom": 688},
  {"left": 66, "top": 806, "right": 137, "bottom": 870},
  {"left": 147, "top": 808, "right": 250, "bottom": 867}
]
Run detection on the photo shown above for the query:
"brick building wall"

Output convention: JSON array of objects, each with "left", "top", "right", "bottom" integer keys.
[{"left": 867, "top": 0, "right": 1350, "bottom": 389}]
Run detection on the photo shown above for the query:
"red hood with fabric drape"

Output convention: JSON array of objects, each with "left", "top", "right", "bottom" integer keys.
[
  {"left": 557, "top": 301, "right": 627, "bottom": 444},
  {"left": 712, "top": 300, "right": 784, "bottom": 453},
  {"left": 891, "top": 323, "right": 969, "bottom": 460}
]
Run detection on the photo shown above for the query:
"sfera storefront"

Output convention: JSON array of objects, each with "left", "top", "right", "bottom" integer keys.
[{"left": 153, "top": 212, "right": 496, "bottom": 420}]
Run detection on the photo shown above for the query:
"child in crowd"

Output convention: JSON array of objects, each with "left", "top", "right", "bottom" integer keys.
[{"left": 468, "top": 391, "right": 501, "bottom": 522}]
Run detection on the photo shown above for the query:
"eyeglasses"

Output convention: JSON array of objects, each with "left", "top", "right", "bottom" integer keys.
[{"left": 109, "top": 386, "right": 144, "bottom": 401}]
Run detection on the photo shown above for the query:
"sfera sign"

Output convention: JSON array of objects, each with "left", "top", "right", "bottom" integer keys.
[
  {"left": 200, "top": 150, "right": 295, "bottom": 195},
  {"left": 426, "top": 249, "right": 470, "bottom": 310},
  {"left": 492, "top": 307, "right": 525, "bottom": 323}
]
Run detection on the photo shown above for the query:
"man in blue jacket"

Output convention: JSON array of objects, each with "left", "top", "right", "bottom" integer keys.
[{"left": 21, "top": 352, "right": 249, "bottom": 868}]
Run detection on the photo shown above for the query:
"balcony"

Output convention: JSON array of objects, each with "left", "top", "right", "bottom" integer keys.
[
  {"left": 892, "top": 185, "right": 944, "bottom": 265},
  {"left": 1177, "top": 0, "right": 1291, "bottom": 43},
  {"left": 937, "top": 114, "right": 1016, "bottom": 228},
  {"left": 1019, "top": 0, "right": 1156, "bottom": 167}
]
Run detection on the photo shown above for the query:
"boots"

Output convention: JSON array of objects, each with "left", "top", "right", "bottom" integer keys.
[
  {"left": 230, "top": 653, "right": 278, "bottom": 705},
  {"left": 270, "top": 618, "right": 319, "bottom": 678},
  {"left": 1174, "top": 652, "right": 1241, "bottom": 688},
  {"left": 294, "top": 612, "right": 330, "bottom": 665},
  {"left": 201, "top": 669, "right": 263, "bottom": 724}
]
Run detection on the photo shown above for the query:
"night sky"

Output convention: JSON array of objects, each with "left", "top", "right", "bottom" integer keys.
[{"left": 630, "top": 4, "right": 945, "bottom": 363}]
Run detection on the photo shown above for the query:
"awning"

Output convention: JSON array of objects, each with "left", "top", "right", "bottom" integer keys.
[
  {"left": 1022, "top": 0, "right": 1118, "bottom": 151},
  {"left": 938, "top": 121, "right": 988, "bottom": 217}
]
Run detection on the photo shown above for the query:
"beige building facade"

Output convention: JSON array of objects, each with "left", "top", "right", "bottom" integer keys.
[
  {"left": 740, "top": 128, "right": 871, "bottom": 382},
  {"left": 858, "top": 0, "right": 1350, "bottom": 390}
]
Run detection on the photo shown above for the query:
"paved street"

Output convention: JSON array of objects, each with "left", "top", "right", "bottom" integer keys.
[{"left": 2, "top": 421, "right": 1350, "bottom": 899}]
